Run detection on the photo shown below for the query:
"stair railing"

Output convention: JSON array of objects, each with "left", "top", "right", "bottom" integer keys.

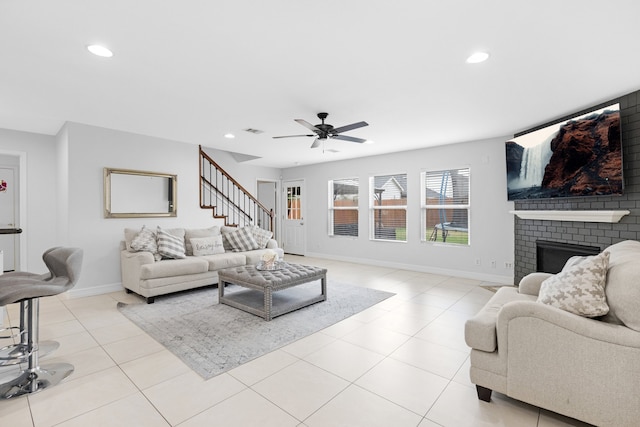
[{"left": 199, "top": 146, "right": 274, "bottom": 231}]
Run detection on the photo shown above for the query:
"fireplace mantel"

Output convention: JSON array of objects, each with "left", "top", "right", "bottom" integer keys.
[{"left": 510, "top": 210, "right": 630, "bottom": 223}]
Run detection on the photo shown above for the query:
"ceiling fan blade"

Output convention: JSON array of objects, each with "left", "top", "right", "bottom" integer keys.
[
  {"left": 272, "top": 134, "right": 315, "bottom": 139},
  {"left": 332, "top": 134, "right": 367, "bottom": 143},
  {"left": 310, "top": 138, "right": 321, "bottom": 148},
  {"left": 295, "top": 119, "right": 321, "bottom": 132},
  {"left": 332, "top": 121, "right": 368, "bottom": 134}
]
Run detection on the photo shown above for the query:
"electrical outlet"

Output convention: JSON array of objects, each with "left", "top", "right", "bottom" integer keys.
[
  {"left": 490, "top": 260, "right": 496, "bottom": 268},
  {"left": 504, "top": 262, "right": 513, "bottom": 269},
  {"left": 475, "top": 258, "right": 481, "bottom": 266}
]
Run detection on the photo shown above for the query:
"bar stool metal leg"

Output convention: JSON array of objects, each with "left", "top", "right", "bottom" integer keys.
[
  {"left": 0, "top": 301, "right": 59, "bottom": 366},
  {"left": 0, "top": 298, "right": 73, "bottom": 399}
]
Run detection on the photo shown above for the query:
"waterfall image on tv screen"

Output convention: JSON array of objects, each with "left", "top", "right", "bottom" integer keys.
[{"left": 506, "top": 103, "right": 623, "bottom": 201}]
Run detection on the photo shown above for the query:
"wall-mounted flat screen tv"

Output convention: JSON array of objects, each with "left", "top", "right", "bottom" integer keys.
[{"left": 506, "top": 103, "right": 623, "bottom": 201}]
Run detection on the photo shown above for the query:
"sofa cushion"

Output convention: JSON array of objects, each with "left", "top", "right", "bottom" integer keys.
[
  {"left": 200, "top": 252, "right": 246, "bottom": 271},
  {"left": 251, "top": 226, "right": 273, "bottom": 248},
  {"left": 600, "top": 240, "right": 640, "bottom": 331},
  {"left": 537, "top": 251, "right": 610, "bottom": 317},
  {"left": 184, "top": 226, "right": 220, "bottom": 256},
  {"left": 157, "top": 227, "right": 186, "bottom": 259},
  {"left": 465, "top": 287, "right": 534, "bottom": 352},
  {"left": 190, "top": 235, "right": 225, "bottom": 256},
  {"left": 140, "top": 257, "right": 209, "bottom": 279},
  {"left": 223, "top": 226, "right": 260, "bottom": 252}
]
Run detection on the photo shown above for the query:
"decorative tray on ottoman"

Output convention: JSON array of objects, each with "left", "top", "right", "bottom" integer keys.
[{"left": 256, "top": 261, "right": 287, "bottom": 271}]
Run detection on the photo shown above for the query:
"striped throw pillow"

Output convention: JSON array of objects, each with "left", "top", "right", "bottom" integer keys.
[
  {"left": 157, "top": 226, "right": 186, "bottom": 259},
  {"left": 224, "top": 226, "right": 260, "bottom": 252}
]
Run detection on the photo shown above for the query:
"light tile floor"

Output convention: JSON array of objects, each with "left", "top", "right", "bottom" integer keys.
[{"left": 0, "top": 255, "right": 594, "bottom": 426}]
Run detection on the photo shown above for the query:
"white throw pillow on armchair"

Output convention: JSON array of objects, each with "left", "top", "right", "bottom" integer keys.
[{"left": 537, "top": 251, "right": 610, "bottom": 317}]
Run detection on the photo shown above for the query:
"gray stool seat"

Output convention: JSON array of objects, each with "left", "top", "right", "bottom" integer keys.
[{"left": 0, "top": 247, "right": 83, "bottom": 399}]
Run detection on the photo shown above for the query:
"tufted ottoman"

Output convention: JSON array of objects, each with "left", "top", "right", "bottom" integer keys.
[{"left": 217, "top": 263, "right": 327, "bottom": 320}]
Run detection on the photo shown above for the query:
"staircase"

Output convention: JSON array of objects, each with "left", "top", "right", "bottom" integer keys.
[{"left": 199, "top": 146, "right": 274, "bottom": 231}]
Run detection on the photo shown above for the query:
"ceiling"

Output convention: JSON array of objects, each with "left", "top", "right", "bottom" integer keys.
[{"left": 1, "top": 1, "right": 639, "bottom": 168}]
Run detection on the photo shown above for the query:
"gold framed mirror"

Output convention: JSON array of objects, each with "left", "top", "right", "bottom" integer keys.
[{"left": 104, "top": 168, "right": 177, "bottom": 218}]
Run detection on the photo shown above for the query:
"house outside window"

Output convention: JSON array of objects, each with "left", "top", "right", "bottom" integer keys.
[
  {"left": 369, "top": 173, "right": 407, "bottom": 242},
  {"left": 328, "top": 178, "right": 359, "bottom": 237},
  {"left": 422, "top": 168, "right": 470, "bottom": 245}
]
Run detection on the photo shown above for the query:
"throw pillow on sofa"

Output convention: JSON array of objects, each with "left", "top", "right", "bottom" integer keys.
[
  {"left": 184, "top": 226, "right": 220, "bottom": 256},
  {"left": 190, "top": 235, "right": 225, "bottom": 256},
  {"left": 537, "top": 250, "right": 610, "bottom": 317},
  {"left": 223, "top": 226, "right": 260, "bottom": 252},
  {"left": 157, "top": 226, "right": 186, "bottom": 259},
  {"left": 130, "top": 226, "right": 161, "bottom": 261},
  {"left": 251, "top": 226, "right": 273, "bottom": 248}
]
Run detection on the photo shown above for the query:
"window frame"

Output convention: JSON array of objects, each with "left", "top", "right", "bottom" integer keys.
[
  {"left": 421, "top": 167, "right": 471, "bottom": 246},
  {"left": 369, "top": 173, "right": 408, "bottom": 242},
  {"left": 328, "top": 177, "right": 359, "bottom": 238}
]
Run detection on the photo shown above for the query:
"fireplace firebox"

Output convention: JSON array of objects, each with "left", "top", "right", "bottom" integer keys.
[{"left": 536, "top": 240, "right": 601, "bottom": 274}]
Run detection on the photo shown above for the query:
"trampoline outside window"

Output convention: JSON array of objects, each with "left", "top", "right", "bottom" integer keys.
[{"left": 422, "top": 168, "right": 470, "bottom": 245}]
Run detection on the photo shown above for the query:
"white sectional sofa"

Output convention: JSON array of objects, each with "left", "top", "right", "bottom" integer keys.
[{"left": 120, "top": 225, "right": 283, "bottom": 303}]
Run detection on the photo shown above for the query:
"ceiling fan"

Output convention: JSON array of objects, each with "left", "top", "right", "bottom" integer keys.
[{"left": 273, "top": 112, "right": 369, "bottom": 148}]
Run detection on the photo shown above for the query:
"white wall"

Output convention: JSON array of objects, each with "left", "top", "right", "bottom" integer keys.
[
  {"left": 0, "top": 122, "right": 515, "bottom": 298},
  {"left": 282, "top": 137, "right": 516, "bottom": 284},
  {"left": 62, "top": 123, "right": 281, "bottom": 296}
]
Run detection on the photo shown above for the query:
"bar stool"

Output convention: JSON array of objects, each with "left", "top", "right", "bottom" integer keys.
[
  {"left": 0, "top": 248, "right": 61, "bottom": 366},
  {"left": 0, "top": 247, "right": 83, "bottom": 398}
]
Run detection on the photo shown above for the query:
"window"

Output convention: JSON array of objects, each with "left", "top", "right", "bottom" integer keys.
[
  {"left": 329, "top": 178, "right": 359, "bottom": 237},
  {"left": 287, "top": 185, "right": 301, "bottom": 220},
  {"left": 422, "top": 168, "right": 470, "bottom": 245},
  {"left": 369, "top": 173, "right": 407, "bottom": 241}
]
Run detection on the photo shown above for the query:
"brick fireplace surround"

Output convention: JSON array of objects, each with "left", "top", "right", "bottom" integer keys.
[{"left": 513, "top": 89, "right": 640, "bottom": 284}]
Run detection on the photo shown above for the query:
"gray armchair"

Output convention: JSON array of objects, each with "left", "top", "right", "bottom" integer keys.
[{"left": 465, "top": 240, "right": 640, "bottom": 427}]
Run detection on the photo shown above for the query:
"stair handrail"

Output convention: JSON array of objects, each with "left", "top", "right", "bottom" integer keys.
[{"left": 199, "top": 146, "right": 274, "bottom": 231}]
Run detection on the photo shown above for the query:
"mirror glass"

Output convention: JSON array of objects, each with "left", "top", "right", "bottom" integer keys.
[{"left": 104, "top": 168, "right": 177, "bottom": 218}]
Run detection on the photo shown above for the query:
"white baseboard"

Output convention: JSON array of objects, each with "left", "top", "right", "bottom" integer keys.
[
  {"left": 62, "top": 282, "right": 124, "bottom": 299},
  {"left": 303, "top": 251, "right": 514, "bottom": 285}
]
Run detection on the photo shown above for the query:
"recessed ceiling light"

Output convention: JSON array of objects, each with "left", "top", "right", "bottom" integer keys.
[
  {"left": 224, "top": 133, "right": 235, "bottom": 139},
  {"left": 364, "top": 140, "right": 375, "bottom": 144},
  {"left": 87, "top": 44, "right": 113, "bottom": 58},
  {"left": 466, "top": 51, "right": 489, "bottom": 64}
]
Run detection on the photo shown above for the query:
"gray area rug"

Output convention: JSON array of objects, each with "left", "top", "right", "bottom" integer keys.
[{"left": 117, "top": 281, "right": 394, "bottom": 379}]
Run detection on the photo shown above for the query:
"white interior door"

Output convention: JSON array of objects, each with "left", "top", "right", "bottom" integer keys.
[
  {"left": 283, "top": 179, "right": 305, "bottom": 255},
  {"left": 0, "top": 166, "right": 18, "bottom": 272}
]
